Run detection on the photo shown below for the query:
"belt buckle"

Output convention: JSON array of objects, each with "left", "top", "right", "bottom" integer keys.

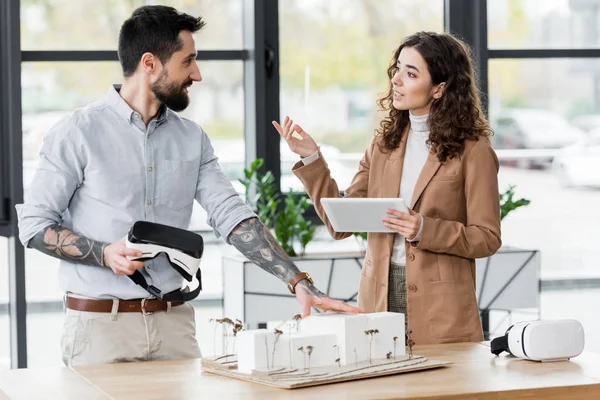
[{"left": 141, "top": 298, "right": 154, "bottom": 316}]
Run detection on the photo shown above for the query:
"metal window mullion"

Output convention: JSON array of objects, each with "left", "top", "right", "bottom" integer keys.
[
  {"left": 444, "top": 0, "right": 488, "bottom": 114},
  {"left": 21, "top": 50, "right": 249, "bottom": 62},
  {"left": 1, "top": 0, "right": 27, "bottom": 369},
  {"left": 243, "top": 0, "right": 280, "bottom": 188},
  {"left": 489, "top": 49, "right": 600, "bottom": 59}
]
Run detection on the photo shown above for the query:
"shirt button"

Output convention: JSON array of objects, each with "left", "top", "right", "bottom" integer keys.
[
  {"left": 148, "top": 167, "right": 153, "bottom": 172},
  {"left": 408, "top": 284, "right": 417, "bottom": 292},
  {"left": 147, "top": 200, "right": 152, "bottom": 206},
  {"left": 408, "top": 253, "right": 415, "bottom": 261}
]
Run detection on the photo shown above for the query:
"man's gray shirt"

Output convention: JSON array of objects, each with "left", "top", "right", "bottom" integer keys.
[{"left": 16, "top": 85, "right": 255, "bottom": 299}]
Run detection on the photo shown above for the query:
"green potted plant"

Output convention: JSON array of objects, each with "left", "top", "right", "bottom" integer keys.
[
  {"left": 239, "top": 158, "right": 316, "bottom": 257},
  {"left": 499, "top": 184, "right": 530, "bottom": 221}
]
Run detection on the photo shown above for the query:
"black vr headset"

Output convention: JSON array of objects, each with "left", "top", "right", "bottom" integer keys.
[{"left": 125, "top": 221, "right": 203, "bottom": 302}]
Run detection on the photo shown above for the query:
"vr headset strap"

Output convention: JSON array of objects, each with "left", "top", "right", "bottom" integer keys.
[
  {"left": 128, "top": 269, "right": 202, "bottom": 302},
  {"left": 490, "top": 334, "right": 509, "bottom": 356}
]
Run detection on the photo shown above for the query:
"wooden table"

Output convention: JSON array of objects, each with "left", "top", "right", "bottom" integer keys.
[{"left": 1, "top": 342, "right": 600, "bottom": 399}]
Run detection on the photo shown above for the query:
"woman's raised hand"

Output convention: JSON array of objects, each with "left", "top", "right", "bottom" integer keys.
[{"left": 272, "top": 116, "right": 319, "bottom": 158}]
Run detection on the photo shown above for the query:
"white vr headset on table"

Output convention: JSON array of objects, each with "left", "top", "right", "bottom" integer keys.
[
  {"left": 125, "top": 221, "right": 203, "bottom": 302},
  {"left": 491, "top": 319, "right": 584, "bottom": 362}
]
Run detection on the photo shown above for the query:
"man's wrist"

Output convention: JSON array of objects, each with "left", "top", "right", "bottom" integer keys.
[
  {"left": 288, "top": 271, "right": 314, "bottom": 294},
  {"left": 100, "top": 243, "right": 108, "bottom": 267},
  {"left": 297, "top": 279, "right": 326, "bottom": 298}
]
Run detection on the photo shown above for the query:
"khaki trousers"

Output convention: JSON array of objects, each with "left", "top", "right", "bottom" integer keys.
[{"left": 61, "top": 300, "right": 201, "bottom": 367}]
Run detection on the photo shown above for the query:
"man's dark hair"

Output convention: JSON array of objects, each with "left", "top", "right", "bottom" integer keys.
[{"left": 118, "top": 5, "right": 205, "bottom": 77}]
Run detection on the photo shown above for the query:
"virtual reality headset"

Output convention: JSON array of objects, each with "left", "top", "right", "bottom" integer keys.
[
  {"left": 491, "top": 319, "right": 584, "bottom": 362},
  {"left": 126, "top": 221, "right": 203, "bottom": 302}
]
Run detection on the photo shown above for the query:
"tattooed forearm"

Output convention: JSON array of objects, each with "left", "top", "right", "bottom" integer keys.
[
  {"left": 229, "top": 218, "right": 324, "bottom": 297},
  {"left": 28, "top": 224, "right": 108, "bottom": 267},
  {"left": 229, "top": 218, "right": 298, "bottom": 282}
]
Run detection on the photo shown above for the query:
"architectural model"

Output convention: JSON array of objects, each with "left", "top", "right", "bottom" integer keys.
[
  {"left": 235, "top": 311, "right": 405, "bottom": 374},
  {"left": 202, "top": 311, "right": 451, "bottom": 389}
]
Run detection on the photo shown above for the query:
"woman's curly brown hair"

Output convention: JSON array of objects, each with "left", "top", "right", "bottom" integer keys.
[{"left": 375, "top": 31, "right": 492, "bottom": 162}]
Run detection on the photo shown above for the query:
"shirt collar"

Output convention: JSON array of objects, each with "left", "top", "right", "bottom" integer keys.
[{"left": 105, "top": 84, "right": 169, "bottom": 124}]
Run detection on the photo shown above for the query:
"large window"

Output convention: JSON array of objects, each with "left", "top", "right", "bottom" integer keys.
[
  {"left": 278, "top": 0, "right": 444, "bottom": 191},
  {"left": 484, "top": 0, "right": 600, "bottom": 347},
  {"left": 488, "top": 0, "right": 600, "bottom": 49},
  {"left": 486, "top": 3, "right": 600, "bottom": 282},
  {"left": 21, "top": 60, "right": 245, "bottom": 233},
  {"left": 4, "top": 0, "right": 599, "bottom": 369},
  {"left": 18, "top": 0, "right": 245, "bottom": 367}
]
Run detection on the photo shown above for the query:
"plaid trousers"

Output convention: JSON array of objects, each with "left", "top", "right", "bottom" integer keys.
[{"left": 388, "top": 262, "right": 409, "bottom": 341}]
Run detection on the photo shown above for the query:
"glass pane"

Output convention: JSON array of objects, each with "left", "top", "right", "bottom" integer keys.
[
  {"left": 0, "top": 237, "right": 10, "bottom": 369},
  {"left": 279, "top": 0, "right": 444, "bottom": 191},
  {"left": 488, "top": 0, "right": 600, "bottom": 49},
  {"left": 488, "top": 58, "right": 600, "bottom": 282},
  {"left": 20, "top": 0, "right": 242, "bottom": 50},
  {"left": 21, "top": 61, "right": 243, "bottom": 366},
  {"left": 22, "top": 61, "right": 244, "bottom": 231}
]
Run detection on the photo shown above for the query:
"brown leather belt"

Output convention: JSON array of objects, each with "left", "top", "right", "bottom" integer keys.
[{"left": 66, "top": 296, "right": 184, "bottom": 313}]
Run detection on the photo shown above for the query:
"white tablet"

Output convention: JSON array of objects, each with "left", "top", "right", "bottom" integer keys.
[{"left": 320, "top": 197, "right": 409, "bottom": 233}]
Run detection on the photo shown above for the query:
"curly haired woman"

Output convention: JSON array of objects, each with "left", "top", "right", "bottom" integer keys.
[{"left": 273, "top": 31, "right": 502, "bottom": 344}]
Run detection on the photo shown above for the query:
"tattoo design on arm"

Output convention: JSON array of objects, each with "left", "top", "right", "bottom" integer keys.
[
  {"left": 229, "top": 218, "right": 325, "bottom": 298},
  {"left": 28, "top": 224, "right": 108, "bottom": 267}
]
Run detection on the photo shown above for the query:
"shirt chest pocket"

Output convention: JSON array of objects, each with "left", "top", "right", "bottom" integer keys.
[{"left": 158, "top": 160, "right": 200, "bottom": 211}]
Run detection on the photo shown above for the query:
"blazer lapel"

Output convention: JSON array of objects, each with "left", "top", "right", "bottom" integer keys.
[
  {"left": 382, "top": 128, "right": 409, "bottom": 198},
  {"left": 380, "top": 129, "right": 409, "bottom": 251},
  {"left": 410, "top": 151, "right": 442, "bottom": 209}
]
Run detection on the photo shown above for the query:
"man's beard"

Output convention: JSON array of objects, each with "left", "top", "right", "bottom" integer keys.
[{"left": 151, "top": 70, "right": 192, "bottom": 112}]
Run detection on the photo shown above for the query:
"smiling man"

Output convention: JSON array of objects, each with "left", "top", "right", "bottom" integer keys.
[{"left": 15, "top": 5, "right": 358, "bottom": 367}]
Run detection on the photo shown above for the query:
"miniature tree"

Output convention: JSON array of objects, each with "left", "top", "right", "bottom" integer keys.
[
  {"left": 393, "top": 336, "right": 398, "bottom": 359},
  {"left": 286, "top": 322, "right": 295, "bottom": 369},
  {"left": 306, "top": 345, "right": 314, "bottom": 373},
  {"left": 364, "top": 329, "right": 380, "bottom": 364},
  {"left": 209, "top": 319, "right": 218, "bottom": 356},
  {"left": 407, "top": 330, "right": 415, "bottom": 359},
  {"left": 263, "top": 333, "right": 271, "bottom": 369},
  {"left": 334, "top": 345, "right": 341, "bottom": 367},
  {"left": 293, "top": 314, "right": 302, "bottom": 333},
  {"left": 297, "top": 346, "right": 306, "bottom": 371},
  {"left": 217, "top": 318, "right": 234, "bottom": 356},
  {"left": 232, "top": 319, "right": 243, "bottom": 355},
  {"left": 271, "top": 329, "right": 283, "bottom": 369}
]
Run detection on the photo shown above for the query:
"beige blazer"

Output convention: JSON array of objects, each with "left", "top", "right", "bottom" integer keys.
[{"left": 293, "top": 130, "right": 502, "bottom": 344}]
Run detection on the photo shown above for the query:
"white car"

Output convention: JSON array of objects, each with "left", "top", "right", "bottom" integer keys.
[
  {"left": 552, "top": 130, "right": 600, "bottom": 188},
  {"left": 571, "top": 114, "right": 600, "bottom": 133}
]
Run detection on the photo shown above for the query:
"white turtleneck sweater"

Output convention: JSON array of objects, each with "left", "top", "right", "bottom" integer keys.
[
  {"left": 301, "top": 111, "right": 430, "bottom": 266},
  {"left": 390, "top": 111, "right": 430, "bottom": 265}
]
